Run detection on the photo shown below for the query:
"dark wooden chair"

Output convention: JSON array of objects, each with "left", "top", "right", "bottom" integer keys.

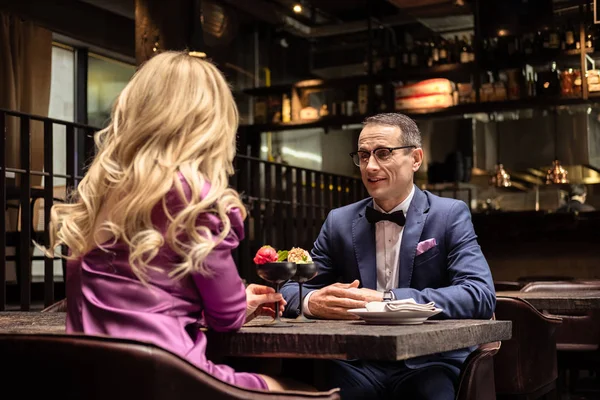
[{"left": 0, "top": 333, "right": 340, "bottom": 400}]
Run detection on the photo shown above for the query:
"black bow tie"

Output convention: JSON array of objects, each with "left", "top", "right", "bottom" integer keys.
[{"left": 365, "top": 206, "right": 406, "bottom": 226}]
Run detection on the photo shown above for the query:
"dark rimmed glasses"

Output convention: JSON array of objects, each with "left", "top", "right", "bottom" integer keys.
[{"left": 349, "top": 146, "right": 416, "bottom": 167}]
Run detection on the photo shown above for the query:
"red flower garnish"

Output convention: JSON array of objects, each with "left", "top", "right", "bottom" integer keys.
[{"left": 253, "top": 245, "right": 278, "bottom": 265}]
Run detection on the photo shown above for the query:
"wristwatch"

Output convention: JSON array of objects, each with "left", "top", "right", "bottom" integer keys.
[{"left": 383, "top": 290, "right": 394, "bottom": 302}]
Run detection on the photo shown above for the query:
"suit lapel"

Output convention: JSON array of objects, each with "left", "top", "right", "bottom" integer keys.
[
  {"left": 398, "top": 187, "right": 430, "bottom": 288},
  {"left": 352, "top": 202, "right": 377, "bottom": 290}
]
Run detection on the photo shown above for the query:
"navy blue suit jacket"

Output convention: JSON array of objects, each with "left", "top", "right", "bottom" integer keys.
[{"left": 281, "top": 186, "right": 496, "bottom": 369}]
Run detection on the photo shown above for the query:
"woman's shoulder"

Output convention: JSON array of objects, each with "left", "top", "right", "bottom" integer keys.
[{"left": 158, "top": 172, "right": 244, "bottom": 239}]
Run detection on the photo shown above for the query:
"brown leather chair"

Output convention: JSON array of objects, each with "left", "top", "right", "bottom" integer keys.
[
  {"left": 521, "top": 281, "right": 600, "bottom": 392},
  {"left": 41, "top": 298, "right": 67, "bottom": 312},
  {"left": 520, "top": 281, "right": 600, "bottom": 353},
  {"left": 0, "top": 333, "right": 340, "bottom": 400},
  {"left": 521, "top": 281, "right": 600, "bottom": 293},
  {"left": 494, "top": 281, "right": 524, "bottom": 292},
  {"left": 44, "top": 299, "right": 497, "bottom": 399},
  {"left": 517, "top": 276, "right": 575, "bottom": 285},
  {"left": 455, "top": 341, "right": 501, "bottom": 400},
  {"left": 494, "top": 296, "right": 562, "bottom": 400}
]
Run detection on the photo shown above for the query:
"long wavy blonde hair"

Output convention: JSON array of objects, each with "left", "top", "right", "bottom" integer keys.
[{"left": 48, "top": 51, "right": 246, "bottom": 281}]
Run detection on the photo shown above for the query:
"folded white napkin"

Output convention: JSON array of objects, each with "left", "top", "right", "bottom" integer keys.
[{"left": 366, "top": 298, "right": 437, "bottom": 313}]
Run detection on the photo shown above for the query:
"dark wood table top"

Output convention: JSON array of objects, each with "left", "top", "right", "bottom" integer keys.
[
  {"left": 497, "top": 291, "right": 600, "bottom": 311},
  {"left": 0, "top": 312, "right": 66, "bottom": 334},
  {"left": 0, "top": 312, "right": 511, "bottom": 361},
  {"left": 206, "top": 318, "right": 511, "bottom": 361}
]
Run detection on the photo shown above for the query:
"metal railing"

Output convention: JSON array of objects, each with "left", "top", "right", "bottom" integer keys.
[
  {"left": 231, "top": 155, "right": 367, "bottom": 281},
  {"left": 1, "top": 108, "right": 93, "bottom": 311},
  {"left": 0, "top": 108, "right": 366, "bottom": 310}
]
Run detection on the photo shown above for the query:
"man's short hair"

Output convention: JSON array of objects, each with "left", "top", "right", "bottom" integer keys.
[
  {"left": 568, "top": 184, "right": 587, "bottom": 198},
  {"left": 363, "top": 113, "right": 422, "bottom": 148}
]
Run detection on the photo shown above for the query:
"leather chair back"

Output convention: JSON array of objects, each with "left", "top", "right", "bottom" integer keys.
[
  {"left": 494, "top": 297, "right": 562, "bottom": 399},
  {"left": 521, "top": 281, "right": 600, "bottom": 292},
  {"left": 41, "top": 298, "right": 67, "bottom": 312},
  {"left": 455, "top": 341, "right": 500, "bottom": 400},
  {"left": 0, "top": 334, "right": 340, "bottom": 400},
  {"left": 520, "top": 281, "right": 600, "bottom": 353},
  {"left": 494, "top": 281, "right": 524, "bottom": 292}
]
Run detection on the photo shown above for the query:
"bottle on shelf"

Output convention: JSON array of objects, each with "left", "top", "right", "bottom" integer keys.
[
  {"left": 522, "top": 33, "right": 534, "bottom": 56},
  {"left": 586, "top": 2, "right": 595, "bottom": 51},
  {"left": 452, "top": 36, "right": 461, "bottom": 64},
  {"left": 534, "top": 31, "right": 545, "bottom": 55},
  {"left": 468, "top": 35, "right": 476, "bottom": 62},
  {"left": 460, "top": 36, "right": 470, "bottom": 63},
  {"left": 401, "top": 42, "right": 410, "bottom": 67},
  {"left": 542, "top": 28, "right": 551, "bottom": 51},
  {"left": 431, "top": 39, "right": 440, "bottom": 66},
  {"left": 563, "top": 19, "right": 576, "bottom": 50},
  {"left": 387, "top": 48, "right": 397, "bottom": 73},
  {"left": 410, "top": 42, "right": 420, "bottom": 67},
  {"left": 526, "top": 71, "right": 536, "bottom": 97},
  {"left": 282, "top": 94, "right": 291, "bottom": 123},
  {"left": 548, "top": 25, "right": 561, "bottom": 51},
  {"left": 439, "top": 39, "right": 449, "bottom": 65}
]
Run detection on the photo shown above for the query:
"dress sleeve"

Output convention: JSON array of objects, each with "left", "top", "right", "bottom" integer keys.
[{"left": 191, "top": 208, "right": 248, "bottom": 332}]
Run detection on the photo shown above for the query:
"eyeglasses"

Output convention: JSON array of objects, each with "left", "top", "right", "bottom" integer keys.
[{"left": 349, "top": 146, "right": 416, "bottom": 167}]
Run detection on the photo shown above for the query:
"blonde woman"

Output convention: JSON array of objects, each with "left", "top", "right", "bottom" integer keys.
[{"left": 48, "top": 51, "right": 308, "bottom": 392}]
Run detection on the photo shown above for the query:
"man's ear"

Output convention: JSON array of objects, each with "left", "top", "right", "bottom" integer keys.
[{"left": 412, "top": 148, "right": 424, "bottom": 172}]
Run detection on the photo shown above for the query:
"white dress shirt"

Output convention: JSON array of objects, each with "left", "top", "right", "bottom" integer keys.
[
  {"left": 302, "top": 186, "right": 415, "bottom": 316},
  {"left": 374, "top": 185, "right": 414, "bottom": 292}
]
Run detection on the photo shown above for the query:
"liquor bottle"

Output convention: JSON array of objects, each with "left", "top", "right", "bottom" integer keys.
[
  {"left": 282, "top": 94, "right": 291, "bottom": 123},
  {"left": 560, "top": 23, "right": 567, "bottom": 50},
  {"left": 468, "top": 35, "right": 476, "bottom": 62},
  {"left": 548, "top": 25, "right": 560, "bottom": 51},
  {"left": 388, "top": 49, "right": 397, "bottom": 73},
  {"left": 439, "top": 39, "right": 449, "bottom": 64},
  {"left": 527, "top": 72, "right": 536, "bottom": 97},
  {"left": 564, "top": 20, "right": 576, "bottom": 50},
  {"left": 586, "top": 2, "right": 595, "bottom": 51},
  {"left": 431, "top": 39, "right": 440, "bottom": 66},
  {"left": 534, "top": 31, "right": 545, "bottom": 55},
  {"left": 410, "top": 42, "right": 420, "bottom": 67},
  {"left": 460, "top": 36, "right": 470, "bottom": 63},
  {"left": 542, "top": 29, "right": 550, "bottom": 51},
  {"left": 481, "top": 38, "right": 491, "bottom": 66},
  {"left": 401, "top": 42, "right": 410, "bottom": 66},
  {"left": 452, "top": 36, "right": 461, "bottom": 64},
  {"left": 522, "top": 33, "right": 534, "bottom": 55},
  {"left": 507, "top": 35, "right": 519, "bottom": 58}
]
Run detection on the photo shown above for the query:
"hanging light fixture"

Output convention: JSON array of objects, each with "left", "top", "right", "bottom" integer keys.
[
  {"left": 489, "top": 114, "right": 512, "bottom": 188},
  {"left": 545, "top": 110, "right": 569, "bottom": 185},
  {"left": 546, "top": 159, "right": 569, "bottom": 184}
]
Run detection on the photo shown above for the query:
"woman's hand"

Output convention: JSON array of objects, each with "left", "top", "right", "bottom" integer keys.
[{"left": 245, "top": 284, "right": 287, "bottom": 323}]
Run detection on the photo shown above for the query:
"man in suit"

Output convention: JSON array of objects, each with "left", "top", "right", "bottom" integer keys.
[
  {"left": 281, "top": 113, "right": 495, "bottom": 400},
  {"left": 556, "top": 184, "right": 595, "bottom": 213}
]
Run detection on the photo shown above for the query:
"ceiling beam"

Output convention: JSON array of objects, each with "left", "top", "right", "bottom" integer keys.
[
  {"left": 0, "top": 0, "right": 134, "bottom": 57},
  {"left": 222, "top": 0, "right": 413, "bottom": 38}
]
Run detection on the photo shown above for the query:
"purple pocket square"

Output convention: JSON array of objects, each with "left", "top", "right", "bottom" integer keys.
[{"left": 416, "top": 238, "right": 437, "bottom": 256}]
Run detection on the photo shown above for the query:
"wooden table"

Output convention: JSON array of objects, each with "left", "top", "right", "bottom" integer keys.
[
  {"left": 497, "top": 290, "right": 600, "bottom": 311},
  {"left": 207, "top": 318, "right": 511, "bottom": 361},
  {"left": 0, "top": 312, "right": 511, "bottom": 362}
]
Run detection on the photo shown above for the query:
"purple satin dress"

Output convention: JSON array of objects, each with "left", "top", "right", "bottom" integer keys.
[{"left": 65, "top": 177, "right": 268, "bottom": 390}]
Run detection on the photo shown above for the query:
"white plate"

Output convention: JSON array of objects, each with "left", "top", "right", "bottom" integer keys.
[{"left": 348, "top": 308, "right": 443, "bottom": 325}]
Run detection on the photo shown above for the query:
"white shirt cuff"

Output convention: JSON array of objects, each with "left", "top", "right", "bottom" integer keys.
[{"left": 302, "top": 290, "right": 316, "bottom": 317}]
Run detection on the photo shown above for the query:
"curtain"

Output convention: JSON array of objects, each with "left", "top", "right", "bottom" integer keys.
[
  {"left": 1, "top": 13, "right": 52, "bottom": 282},
  {"left": 0, "top": 12, "right": 52, "bottom": 188}
]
